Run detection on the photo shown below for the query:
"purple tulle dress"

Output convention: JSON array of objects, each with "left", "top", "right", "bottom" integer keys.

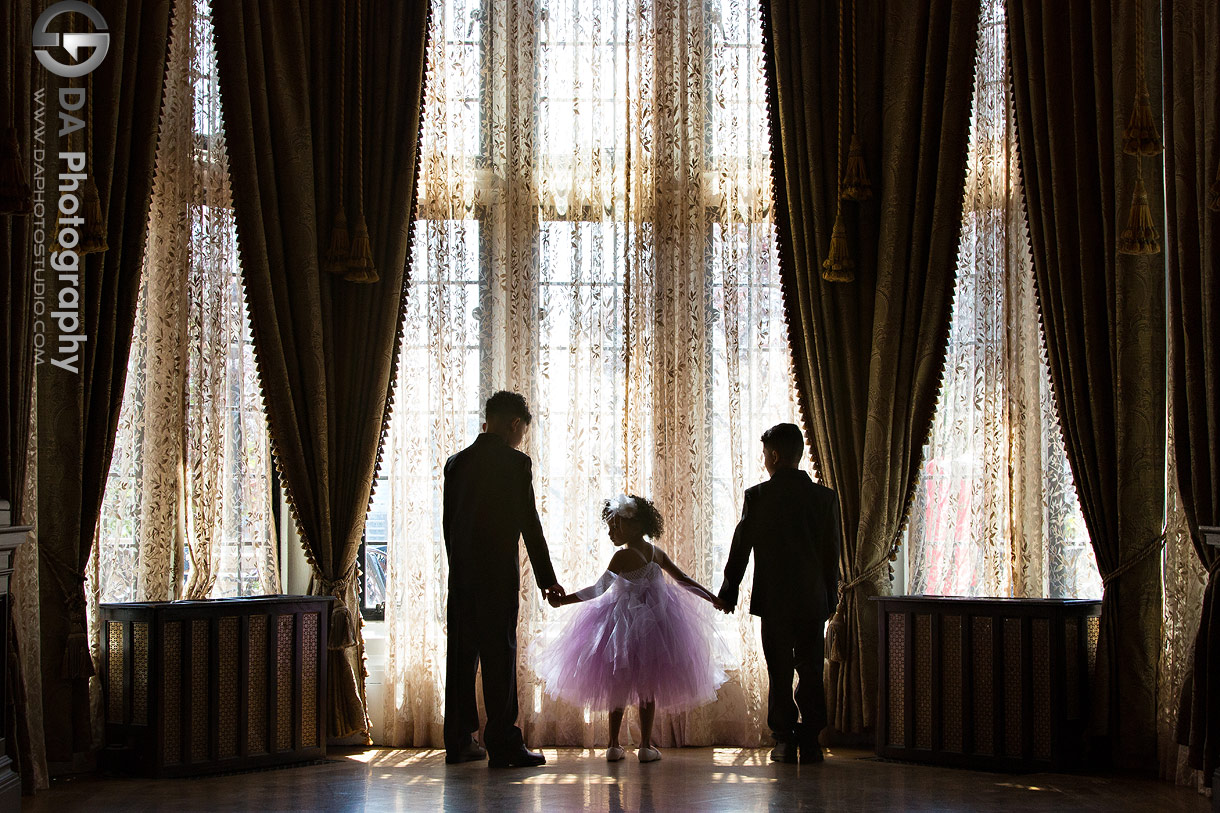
[{"left": 535, "top": 546, "right": 728, "bottom": 712}]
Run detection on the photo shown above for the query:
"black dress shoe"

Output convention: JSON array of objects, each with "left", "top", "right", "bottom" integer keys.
[
  {"left": 488, "top": 747, "right": 546, "bottom": 768},
  {"left": 445, "top": 739, "right": 487, "bottom": 764},
  {"left": 769, "top": 740, "right": 799, "bottom": 763},
  {"left": 799, "top": 743, "right": 825, "bottom": 764}
]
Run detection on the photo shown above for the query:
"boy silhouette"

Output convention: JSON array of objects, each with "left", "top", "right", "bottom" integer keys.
[{"left": 717, "top": 423, "right": 841, "bottom": 763}]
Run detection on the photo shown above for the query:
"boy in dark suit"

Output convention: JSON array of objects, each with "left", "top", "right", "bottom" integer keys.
[
  {"left": 717, "top": 423, "right": 840, "bottom": 764},
  {"left": 443, "top": 391, "right": 565, "bottom": 767}
]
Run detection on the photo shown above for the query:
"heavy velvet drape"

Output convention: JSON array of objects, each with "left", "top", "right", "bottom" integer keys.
[
  {"left": 211, "top": 0, "right": 430, "bottom": 739},
  {"left": 36, "top": 0, "right": 172, "bottom": 763},
  {"left": 2, "top": 0, "right": 39, "bottom": 791},
  {"left": 762, "top": 0, "right": 980, "bottom": 735},
  {"left": 1164, "top": 0, "right": 1220, "bottom": 789},
  {"left": 1008, "top": 0, "right": 1166, "bottom": 769},
  {"left": 1, "top": 2, "right": 33, "bottom": 522}
]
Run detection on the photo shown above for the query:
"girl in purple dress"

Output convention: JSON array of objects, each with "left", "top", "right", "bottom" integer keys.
[{"left": 537, "top": 494, "right": 728, "bottom": 763}]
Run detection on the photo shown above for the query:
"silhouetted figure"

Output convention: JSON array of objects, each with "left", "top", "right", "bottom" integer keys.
[
  {"left": 717, "top": 423, "right": 841, "bottom": 764},
  {"left": 443, "top": 391, "right": 565, "bottom": 767}
]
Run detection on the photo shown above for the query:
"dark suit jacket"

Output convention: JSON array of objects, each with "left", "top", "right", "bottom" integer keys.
[
  {"left": 718, "top": 468, "right": 840, "bottom": 621},
  {"left": 443, "top": 432, "right": 557, "bottom": 605}
]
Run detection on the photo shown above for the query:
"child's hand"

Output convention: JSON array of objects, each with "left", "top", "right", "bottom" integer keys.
[{"left": 542, "top": 583, "right": 566, "bottom": 607}]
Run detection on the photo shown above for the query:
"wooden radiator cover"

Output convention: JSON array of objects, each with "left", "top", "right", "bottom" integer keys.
[
  {"left": 0, "top": 514, "right": 29, "bottom": 809},
  {"left": 873, "top": 595, "right": 1101, "bottom": 772},
  {"left": 100, "top": 595, "right": 333, "bottom": 777}
]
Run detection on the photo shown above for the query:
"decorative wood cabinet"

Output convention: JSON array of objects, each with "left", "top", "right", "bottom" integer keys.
[
  {"left": 0, "top": 501, "right": 28, "bottom": 809},
  {"left": 100, "top": 595, "right": 332, "bottom": 777},
  {"left": 873, "top": 595, "right": 1101, "bottom": 772}
]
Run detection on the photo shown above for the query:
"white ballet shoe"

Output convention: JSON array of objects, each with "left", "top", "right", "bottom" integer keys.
[
  {"left": 606, "top": 746, "right": 625, "bottom": 762},
  {"left": 638, "top": 746, "right": 661, "bottom": 763}
]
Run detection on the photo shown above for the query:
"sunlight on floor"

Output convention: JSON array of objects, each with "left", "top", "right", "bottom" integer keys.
[
  {"left": 514, "top": 773, "right": 619, "bottom": 785},
  {"left": 995, "top": 782, "right": 1065, "bottom": 793},
  {"left": 343, "top": 749, "right": 443, "bottom": 767},
  {"left": 711, "top": 747, "right": 768, "bottom": 766}
]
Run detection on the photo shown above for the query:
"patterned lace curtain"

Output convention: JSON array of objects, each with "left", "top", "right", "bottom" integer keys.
[
  {"left": 93, "top": 0, "right": 278, "bottom": 605},
  {"left": 381, "top": 0, "right": 797, "bottom": 747},
  {"left": 1160, "top": 436, "right": 1208, "bottom": 785},
  {"left": 904, "top": 0, "right": 1101, "bottom": 601}
]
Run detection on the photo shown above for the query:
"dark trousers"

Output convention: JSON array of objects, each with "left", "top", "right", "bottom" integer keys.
[
  {"left": 444, "top": 582, "right": 524, "bottom": 756},
  {"left": 760, "top": 614, "right": 828, "bottom": 744}
]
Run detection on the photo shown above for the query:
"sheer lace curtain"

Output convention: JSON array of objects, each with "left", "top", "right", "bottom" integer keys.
[
  {"left": 1160, "top": 439, "right": 1208, "bottom": 786},
  {"left": 904, "top": 0, "right": 1101, "bottom": 602},
  {"left": 382, "top": 0, "right": 797, "bottom": 748},
  {"left": 93, "top": 0, "right": 278, "bottom": 608}
]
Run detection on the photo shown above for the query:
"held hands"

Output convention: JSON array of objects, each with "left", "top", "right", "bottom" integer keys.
[
  {"left": 712, "top": 586, "right": 734, "bottom": 614},
  {"left": 543, "top": 583, "right": 567, "bottom": 607}
]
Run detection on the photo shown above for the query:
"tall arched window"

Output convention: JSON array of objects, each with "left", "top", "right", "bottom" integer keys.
[
  {"left": 904, "top": 0, "right": 1101, "bottom": 600},
  {"left": 95, "top": 0, "right": 277, "bottom": 604},
  {"left": 378, "top": 0, "right": 799, "bottom": 747}
]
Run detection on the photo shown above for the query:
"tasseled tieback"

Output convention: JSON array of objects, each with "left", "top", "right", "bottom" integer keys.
[
  {"left": 343, "top": 0, "right": 378, "bottom": 284},
  {"left": 1117, "top": 0, "right": 1162, "bottom": 256},
  {"left": 40, "top": 544, "right": 96, "bottom": 679},
  {"left": 825, "top": 599, "right": 849, "bottom": 664},
  {"left": 822, "top": 204, "right": 855, "bottom": 281},
  {"left": 825, "top": 554, "right": 892, "bottom": 664},
  {"left": 57, "top": 566, "right": 96, "bottom": 680},
  {"left": 1100, "top": 531, "right": 1166, "bottom": 587},
  {"left": 841, "top": 133, "right": 871, "bottom": 201},
  {"left": 839, "top": 0, "right": 870, "bottom": 202},
  {"left": 1117, "top": 172, "right": 1161, "bottom": 256},
  {"left": 317, "top": 568, "right": 360, "bottom": 651},
  {"left": 1121, "top": 82, "right": 1162, "bottom": 157}
]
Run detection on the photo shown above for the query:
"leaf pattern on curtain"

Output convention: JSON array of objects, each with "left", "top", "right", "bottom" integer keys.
[
  {"left": 905, "top": 0, "right": 1101, "bottom": 601},
  {"left": 1160, "top": 452, "right": 1208, "bottom": 785},
  {"left": 381, "top": 0, "right": 797, "bottom": 748},
  {"left": 93, "top": 0, "right": 278, "bottom": 606}
]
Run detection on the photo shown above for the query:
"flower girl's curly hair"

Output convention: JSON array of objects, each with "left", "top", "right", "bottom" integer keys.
[{"left": 601, "top": 494, "right": 665, "bottom": 539}]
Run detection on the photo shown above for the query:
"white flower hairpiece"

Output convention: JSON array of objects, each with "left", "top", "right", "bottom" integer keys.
[{"left": 605, "top": 493, "right": 638, "bottom": 519}]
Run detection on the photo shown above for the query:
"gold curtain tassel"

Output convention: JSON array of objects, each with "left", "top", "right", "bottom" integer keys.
[
  {"left": 841, "top": 132, "right": 871, "bottom": 200},
  {"left": 1121, "top": 83, "right": 1163, "bottom": 157},
  {"left": 344, "top": 210, "right": 378, "bottom": 283},
  {"left": 821, "top": 206, "right": 855, "bottom": 281},
  {"left": 825, "top": 613, "right": 848, "bottom": 663},
  {"left": 61, "top": 630, "right": 97, "bottom": 679},
  {"left": 325, "top": 208, "right": 351, "bottom": 274},
  {"left": 327, "top": 651, "right": 367, "bottom": 736},
  {"left": 79, "top": 174, "right": 108, "bottom": 254},
  {"left": 341, "top": 0, "right": 377, "bottom": 285},
  {"left": 0, "top": 126, "right": 32, "bottom": 214},
  {"left": 1117, "top": 173, "right": 1161, "bottom": 255},
  {"left": 327, "top": 601, "right": 359, "bottom": 650}
]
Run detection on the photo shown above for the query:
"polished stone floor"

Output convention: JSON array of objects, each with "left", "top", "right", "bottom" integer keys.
[{"left": 22, "top": 747, "right": 1210, "bottom": 812}]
